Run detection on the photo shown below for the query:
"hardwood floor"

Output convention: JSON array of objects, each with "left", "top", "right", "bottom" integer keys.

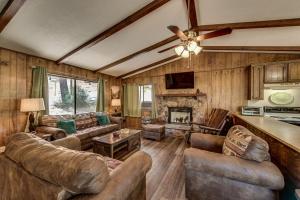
[{"left": 142, "top": 136, "right": 187, "bottom": 200}]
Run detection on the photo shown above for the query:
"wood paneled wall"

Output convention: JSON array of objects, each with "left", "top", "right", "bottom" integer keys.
[
  {"left": 123, "top": 52, "right": 300, "bottom": 128},
  {"left": 0, "top": 48, "right": 120, "bottom": 145}
]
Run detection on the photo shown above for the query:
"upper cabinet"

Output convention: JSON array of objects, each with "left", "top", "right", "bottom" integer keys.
[
  {"left": 288, "top": 62, "right": 300, "bottom": 82},
  {"left": 264, "top": 63, "right": 288, "bottom": 83},
  {"left": 264, "top": 61, "right": 300, "bottom": 83},
  {"left": 249, "top": 65, "right": 264, "bottom": 100}
]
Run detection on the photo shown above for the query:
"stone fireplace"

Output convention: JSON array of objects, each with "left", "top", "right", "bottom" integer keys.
[{"left": 168, "top": 107, "right": 192, "bottom": 124}]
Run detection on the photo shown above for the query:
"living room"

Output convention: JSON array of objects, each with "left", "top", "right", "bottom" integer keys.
[{"left": 1, "top": 0, "right": 300, "bottom": 200}]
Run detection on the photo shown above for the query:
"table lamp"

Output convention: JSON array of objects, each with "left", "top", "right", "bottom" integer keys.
[
  {"left": 111, "top": 99, "right": 121, "bottom": 113},
  {"left": 20, "top": 98, "right": 45, "bottom": 132}
]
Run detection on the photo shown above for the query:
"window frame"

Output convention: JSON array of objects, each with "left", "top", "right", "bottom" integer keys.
[{"left": 48, "top": 74, "right": 98, "bottom": 114}]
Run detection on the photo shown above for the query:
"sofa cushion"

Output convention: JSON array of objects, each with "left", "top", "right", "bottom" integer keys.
[
  {"left": 41, "top": 115, "right": 74, "bottom": 127},
  {"left": 142, "top": 124, "right": 165, "bottom": 133},
  {"left": 57, "top": 119, "right": 76, "bottom": 134},
  {"left": 75, "top": 124, "right": 119, "bottom": 140},
  {"left": 5, "top": 133, "right": 110, "bottom": 195},
  {"left": 223, "top": 125, "right": 252, "bottom": 157},
  {"left": 40, "top": 115, "right": 63, "bottom": 127},
  {"left": 75, "top": 113, "right": 94, "bottom": 130}
]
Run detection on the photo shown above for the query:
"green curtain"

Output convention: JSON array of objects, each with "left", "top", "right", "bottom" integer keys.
[
  {"left": 96, "top": 79, "right": 105, "bottom": 112},
  {"left": 151, "top": 85, "right": 158, "bottom": 119},
  {"left": 31, "top": 66, "right": 49, "bottom": 115},
  {"left": 123, "top": 84, "right": 141, "bottom": 117}
]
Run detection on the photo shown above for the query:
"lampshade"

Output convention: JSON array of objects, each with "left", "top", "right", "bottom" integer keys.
[
  {"left": 111, "top": 99, "right": 121, "bottom": 107},
  {"left": 20, "top": 98, "right": 45, "bottom": 112}
]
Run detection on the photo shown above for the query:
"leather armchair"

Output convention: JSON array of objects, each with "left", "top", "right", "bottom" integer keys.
[{"left": 184, "top": 133, "right": 284, "bottom": 200}]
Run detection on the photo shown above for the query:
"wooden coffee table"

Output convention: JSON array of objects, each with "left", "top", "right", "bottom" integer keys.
[{"left": 92, "top": 129, "right": 141, "bottom": 160}]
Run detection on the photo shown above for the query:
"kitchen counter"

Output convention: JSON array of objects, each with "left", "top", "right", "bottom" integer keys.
[{"left": 233, "top": 114, "right": 300, "bottom": 153}]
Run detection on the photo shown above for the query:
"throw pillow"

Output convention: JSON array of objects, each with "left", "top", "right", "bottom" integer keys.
[
  {"left": 57, "top": 120, "right": 76, "bottom": 134},
  {"left": 222, "top": 125, "right": 252, "bottom": 157},
  {"left": 96, "top": 115, "right": 110, "bottom": 125},
  {"left": 242, "top": 130, "right": 270, "bottom": 162}
]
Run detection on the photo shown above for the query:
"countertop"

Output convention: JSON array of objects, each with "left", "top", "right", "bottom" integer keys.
[{"left": 233, "top": 114, "right": 300, "bottom": 153}]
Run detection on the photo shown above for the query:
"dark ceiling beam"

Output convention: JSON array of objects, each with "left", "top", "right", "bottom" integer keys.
[
  {"left": 116, "top": 55, "right": 179, "bottom": 79},
  {"left": 0, "top": 0, "right": 26, "bottom": 32},
  {"left": 56, "top": 0, "right": 170, "bottom": 64},
  {"left": 202, "top": 46, "right": 300, "bottom": 52},
  {"left": 191, "top": 18, "right": 300, "bottom": 32},
  {"left": 186, "top": 0, "right": 198, "bottom": 28},
  {"left": 95, "top": 18, "right": 300, "bottom": 73},
  {"left": 94, "top": 35, "right": 178, "bottom": 72}
]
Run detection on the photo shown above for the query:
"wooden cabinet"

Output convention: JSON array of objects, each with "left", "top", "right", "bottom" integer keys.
[
  {"left": 288, "top": 62, "right": 300, "bottom": 82},
  {"left": 264, "top": 63, "right": 288, "bottom": 83},
  {"left": 249, "top": 65, "right": 264, "bottom": 100}
]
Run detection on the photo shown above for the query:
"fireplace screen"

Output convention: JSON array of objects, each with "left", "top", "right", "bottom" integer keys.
[{"left": 168, "top": 107, "right": 192, "bottom": 124}]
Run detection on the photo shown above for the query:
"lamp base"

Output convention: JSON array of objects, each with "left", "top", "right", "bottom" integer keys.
[{"left": 28, "top": 112, "right": 36, "bottom": 132}]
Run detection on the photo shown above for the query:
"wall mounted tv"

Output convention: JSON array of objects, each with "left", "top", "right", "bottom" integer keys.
[{"left": 165, "top": 72, "right": 194, "bottom": 89}]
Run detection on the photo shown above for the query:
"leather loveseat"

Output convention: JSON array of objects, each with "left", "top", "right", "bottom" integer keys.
[{"left": 184, "top": 132, "right": 284, "bottom": 200}]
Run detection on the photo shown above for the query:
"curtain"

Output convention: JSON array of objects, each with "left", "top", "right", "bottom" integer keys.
[
  {"left": 31, "top": 66, "right": 49, "bottom": 115},
  {"left": 151, "top": 85, "right": 158, "bottom": 119},
  {"left": 96, "top": 78, "right": 105, "bottom": 112},
  {"left": 123, "top": 84, "right": 141, "bottom": 117}
]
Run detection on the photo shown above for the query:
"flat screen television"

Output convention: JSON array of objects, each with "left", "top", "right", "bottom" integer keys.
[{"left": 165, "top": 72, "right": 194, "bottom": 89}]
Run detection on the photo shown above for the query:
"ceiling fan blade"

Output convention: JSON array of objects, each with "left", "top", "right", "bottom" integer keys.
[
  {"left": 167, "top": 25, "right": 188, "bottom": 41},
  {"left": 158, "top": 45, "right": 179, "bottom": 53},
  {"left": 196, "top": 28, "right": 232, "bottom": 41}
]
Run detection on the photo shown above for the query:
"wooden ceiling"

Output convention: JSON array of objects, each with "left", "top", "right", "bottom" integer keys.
[{"left": 1, "top": 0, "right": 300, "bottom": 78}]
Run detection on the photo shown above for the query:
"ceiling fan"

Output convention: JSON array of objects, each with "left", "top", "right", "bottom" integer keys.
[{"left": 158, "top": 0, "right": 232, "bottom": 57}]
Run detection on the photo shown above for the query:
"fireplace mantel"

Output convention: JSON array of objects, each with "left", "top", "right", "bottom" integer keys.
[{"left": 156, "top": 93, "right": 197, "bottom": 98}]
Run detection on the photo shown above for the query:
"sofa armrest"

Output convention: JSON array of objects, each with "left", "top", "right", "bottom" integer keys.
[
  {"left": 72, "top": 151, "right": 152, "bottom": 200},
  {"left": 191, "top": 133, "right": 225, "bottom": 153},
  {"left": 36, "top": 126, "right": 67, "bottom": 140},
  {"left": 184, "top": 148, "right": 284, "bottom": 190},
  {"left": 109, "top": 116, "right": 123, "bottom": 129},
  {"left": 51, "top": 136, "right": 81, "bottom": 151}
]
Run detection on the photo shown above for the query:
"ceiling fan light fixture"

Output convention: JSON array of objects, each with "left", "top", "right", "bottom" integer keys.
[
  {"left": 194, "top": 46, "right": 203, "bottom": 55},
  {"left": 175, "top": 45, "right": 184, "bottom": 56},
  {"left": 181, "top": 50, "right": 189, "bottom": 58},
  {"left": 187, "top": 41, "right": 197, "bottom": 51}
]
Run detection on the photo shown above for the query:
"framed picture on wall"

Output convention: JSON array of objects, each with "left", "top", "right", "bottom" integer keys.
[{"left": 111, "top": 86, "right": 120, "bottom": 99}]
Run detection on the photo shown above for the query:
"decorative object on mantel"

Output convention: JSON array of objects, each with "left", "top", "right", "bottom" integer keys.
[
  {"left": 20, "top": 98, "right": 45, "bottom": 132},
  {"left": 269, "top": 92, "right": 294, "bottom": 105}
]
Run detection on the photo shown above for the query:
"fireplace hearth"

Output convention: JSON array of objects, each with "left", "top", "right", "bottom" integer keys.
[{"left": 168, "top": 107, "right": 192, "bottom": 124}]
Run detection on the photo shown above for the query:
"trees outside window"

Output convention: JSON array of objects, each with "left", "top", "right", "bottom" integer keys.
[{"left": 48, "top": 75, "right": 97, "bottom": 115}]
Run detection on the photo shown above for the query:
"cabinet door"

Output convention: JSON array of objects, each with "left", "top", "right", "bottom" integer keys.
[
  {"left": 264, "top": 63, "right": 287, "bottom": 83},
  {"left": 250, "top": 65, "right": 264, "bottom": 100},
  {"left": 288, "top": 62, "right": 300, "bottom": 82}
]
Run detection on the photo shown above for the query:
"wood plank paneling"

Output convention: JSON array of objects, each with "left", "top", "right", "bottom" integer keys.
[
  {"left": 0, "top": 48, "right": 120, "bottom": 145},
  {"left": 123, "top": 52, "right": 300, "bottom": 127}
]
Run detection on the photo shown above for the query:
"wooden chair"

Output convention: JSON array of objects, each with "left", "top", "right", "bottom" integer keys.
[{"left": 192, "top": 108, "right": 229, "bottom": 135}]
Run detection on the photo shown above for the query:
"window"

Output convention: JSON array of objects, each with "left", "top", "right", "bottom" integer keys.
[
  {"left": 139, "top": 85, "right": 152, "bottom": 103},
  {"left": 76, "top": 80, "right": 97, "bottom": 114},
  {"left": 48, "top": 75, "right": 98, "bottom": 115}
]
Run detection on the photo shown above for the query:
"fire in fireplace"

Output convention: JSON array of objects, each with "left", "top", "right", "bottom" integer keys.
[{"left": 168, "top": 107, "right": 193, "bottom": 124}]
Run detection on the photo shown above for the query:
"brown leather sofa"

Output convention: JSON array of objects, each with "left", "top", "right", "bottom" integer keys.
[
  {"left": 184, "top": 133, "right": 284, "bottom": 200},
  {"left": 0, "top": 133, "right": 152, "bottom": 200},
  {"left": 36, "top": 113, "right": 123, "bottom": 150}
]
